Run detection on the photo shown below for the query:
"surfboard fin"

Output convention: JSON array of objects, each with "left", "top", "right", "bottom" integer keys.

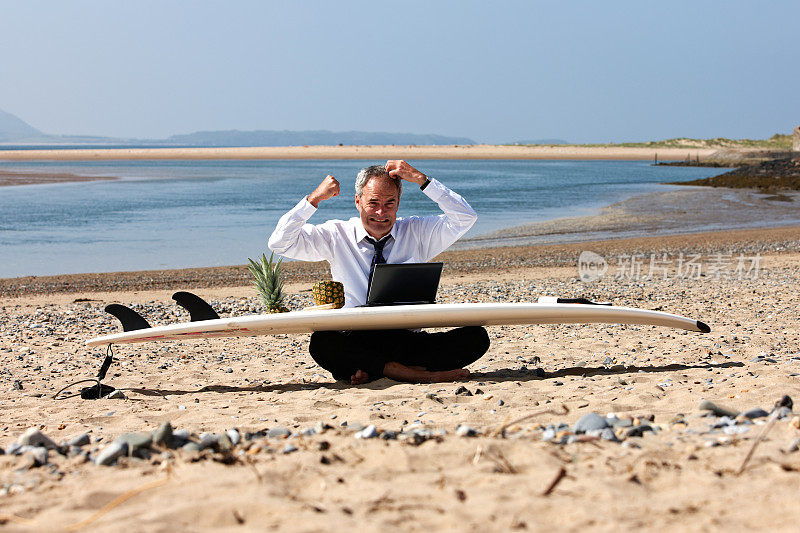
[
  {"left": 104, "top": 304, "right": 151, "bottom": 332},
  {"left": 172, "top": 291, "right": 221, "bottom": 322},
  {"left": 537, "top": 296, "right": 612, "bottom": 306}
]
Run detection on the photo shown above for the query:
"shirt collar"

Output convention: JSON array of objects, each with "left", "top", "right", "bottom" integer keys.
[{"left": 355, "top": 220, "right": 396, "bottom": 244}]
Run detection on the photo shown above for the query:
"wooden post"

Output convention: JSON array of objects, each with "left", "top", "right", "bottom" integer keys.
[{"left": 793, "top": 125, "right": 800, "bottom": 152}]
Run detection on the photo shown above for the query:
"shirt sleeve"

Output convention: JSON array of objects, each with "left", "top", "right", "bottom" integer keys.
[
  {"left": 415, "top": 177, "right": 478, "bottom": 260},
  {"left": 267, "top": 197, "right": 335, "bottom": 261}
]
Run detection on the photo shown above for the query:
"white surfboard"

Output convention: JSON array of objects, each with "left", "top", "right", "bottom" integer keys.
[{"left": 86, "top": 300, "right": 709, "bottom": 347}]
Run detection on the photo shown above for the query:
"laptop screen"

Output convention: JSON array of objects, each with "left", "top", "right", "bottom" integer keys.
[{"left": 366, "top": 263, "right": 443, "bottom": 306}]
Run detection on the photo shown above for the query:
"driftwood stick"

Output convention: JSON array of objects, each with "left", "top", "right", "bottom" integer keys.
[
  {"left": 490, "top": 404, "right": 569, "bottom": 438},
  {"left": 542, "top": 467, "right": 568, "bottom": 496},
  {"left": 737, "top": 411, "right": 779, "bottom": 475}
]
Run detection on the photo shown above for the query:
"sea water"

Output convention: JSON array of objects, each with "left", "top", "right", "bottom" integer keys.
[{"left": 0, "top": 159, "right": 727, "bottom": 277}]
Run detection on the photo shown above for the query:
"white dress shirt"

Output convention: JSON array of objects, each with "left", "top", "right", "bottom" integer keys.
[{"left": 268, "top": 177, "right": 477, "bottom": 307}]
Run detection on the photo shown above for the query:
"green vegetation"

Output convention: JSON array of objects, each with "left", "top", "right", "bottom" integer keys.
[{"left": 512, "top": 133, "right": 792, "bottom": 150}]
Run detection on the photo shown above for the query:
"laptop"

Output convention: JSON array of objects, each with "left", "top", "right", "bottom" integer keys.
[{"left": 364, "top": 262, "right": 443, "bottom": 306}]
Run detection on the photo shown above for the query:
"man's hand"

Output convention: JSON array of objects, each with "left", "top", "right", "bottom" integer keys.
[
  {"left": 386, "top": 160, "right": 427, "bottom": 187},
  {"left": 307, "top": 174, "right": 340, "bottom": 208}
]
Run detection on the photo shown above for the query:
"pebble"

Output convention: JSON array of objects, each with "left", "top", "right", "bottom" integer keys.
[
  {"left": 95, "top": 441, "right": 128, "bottom": 466},
  {"left": 742, "top": 408, "right": 769, "bottom": 420},
  {"left": 355, "top": 425, "right": 379, "bottom": 439},
  {"left": 698, "top": 400, "right": 739, "bottom": 418},
  {"left": 574, "top": 413, "right": 609, "bottom": 433},
  {"left": 226, "top": 428, "right": 240, "bottom": 446},
  {"left": 17, "top": 428, "right": 59, "bottom": 450},
  {"left": 282, "top": 444, "right": 298, "bottom": 454},
  {"left": 774, "top": 406, "right": 793, "bottom": 419},
  {"left": 456, "top": 425, "right": 478, "bottom": 437},
  {"left": 107, "top": 390, "right": 127, "bottom": 400},
  {"left": 267, "top": 427, "right": 291, "bottom": 439},
  {"left": 152, "top": 422, "right": 174, "bottom": 448},
  {"left": 455, "top": 386, "right": 472, "bottom": 396},
  {"left": 66, "top": 433, "right": 91, "bottom": 447},
  {"left": 116, "top": 432, "right": 153, "bottom": 452}
]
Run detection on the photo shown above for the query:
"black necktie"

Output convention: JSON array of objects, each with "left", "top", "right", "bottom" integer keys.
[{"left": 364, "top": 236, "right": 389, "bottom": 292}]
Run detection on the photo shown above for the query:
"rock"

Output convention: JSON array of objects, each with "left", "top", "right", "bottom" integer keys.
[
  {"left": 600, "top": 428, "right": 620, "bottom": 442},
  {"left": 625, "top": 425, "right": 654, "bottom": 438},
  {"left": 66, "top": 433, "right": 91, "bottom": 447},
  {"left": 17, "top": 428, "right": 58, "bottom": 450},
  {"left": 301, "top": 427, "right": 317, "bottom": 437},
  {"left": 282, "top": 444, "right": 298, "bottom": 454},
  {"left": 116, "top": 432, "right": 153, "bottom": 452},
  {"left": 267, "top": 427, "right": 291, "bottom": 439},
  {"left": 216, "top": 433, "right": 233, "bottom": 452},
  {"left": 226, "top": 429, "right": 240, "bottom": 446},
  {"left": 742, "top": 408, "right": 769, "bottom": 420},
  {"left": 355, "top": 425, "right": 379, "bottom": 439},
  {"left": 698, "top": 400, "right": 739, "bottom": 418},
  {"left": 380, "top": 430, "right": 398, "bottom": 440},
  {"left": 497, "top": 400, "right": 505, "bottom": 406},
  {"left": 775, "top": 395, "right": 793, "bottom": 410},
  {"left": 455, "top": 386, "right": 472, "bottom": 396},
  {"left": 199, "top": 433, "right": 219, "bottom": 450},
  {"left": 775, "top": 406, "right": 793, "bottom": 419},
  {"left": 152, "top": 422, "right": 174, "bottom": 448},
  {"left": 12, "top": 380, "right": 23, "bottom": 390},
  {"left": 182, "top": 442, "right": 202, "bottom": 453},
  {"left": 541, "top": 426, "right": 557, "bottom": 442},
  {"left": 95, "top": 441, "right": 128, "bottom": 466},
  {"left": 107, "top": 390, "right": 127, "bottom": 400},
  {"left": 26, "top": 446, "right": 48, "bottom": 466},
  {"left": 173, "top": 428, "right": 190, "bottom": 440},
  {"left": 313, "top": 422, "right": 332, "bottom": 434},
  {"left": 456, "top": 425, "right": 478, "bottom": 437},
  {"left": 574, "top": 413, "right": 609, "bottom": 433},
  {"left": 5, "top": 442, "right": 22, "bottom": 455}
]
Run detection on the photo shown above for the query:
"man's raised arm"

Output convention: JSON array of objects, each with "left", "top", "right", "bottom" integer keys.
[
  {"left": 385, "top": 160, "right": 477, "bottom": 260},
  {"left": 267, "top": 174, "right": 339, "bottom": 261}
]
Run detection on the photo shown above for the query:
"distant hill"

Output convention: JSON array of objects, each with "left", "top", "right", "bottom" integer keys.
[
  {"left": 0, "top": 108, "right": 43, "bottom": 142},
  {"left": 510, "top": 138, "right": 570, "bottom": 145},
  {"left": 160, "top": 130, "right": 475, "bottom": 147}
]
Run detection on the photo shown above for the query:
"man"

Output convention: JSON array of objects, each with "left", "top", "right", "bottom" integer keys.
[{"left": 268, "top": 160, "right": 490, "bottom": 384}]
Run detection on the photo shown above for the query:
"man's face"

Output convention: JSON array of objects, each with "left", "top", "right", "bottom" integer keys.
[{"left": 355, "top": 176, "right": 400, "bottom": 239}]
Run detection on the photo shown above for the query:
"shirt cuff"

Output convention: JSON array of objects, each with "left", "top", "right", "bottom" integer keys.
[
  {"left": 420, "top": 177, "right": 446, "bottom": 202},
  {"left": 295, "top": 196, "right": 319, "bottom": 219}
]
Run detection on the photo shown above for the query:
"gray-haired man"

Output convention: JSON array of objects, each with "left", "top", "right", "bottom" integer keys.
[{"left": 269, "top": 160, "right": 490, "bottom": 384}]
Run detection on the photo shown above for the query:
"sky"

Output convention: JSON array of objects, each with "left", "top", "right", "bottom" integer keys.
[{"left": 1, "top": 0, "right": 798, "bottom": 144}]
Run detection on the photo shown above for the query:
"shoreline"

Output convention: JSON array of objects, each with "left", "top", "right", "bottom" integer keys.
[
  {"left": 0, "top": 169, "right": 118, "bottom": 187},
  {"left": 0, "top": 144, "right": 718, "bottom": 161},
  {"left": 2, "top": 224, "right": 799, "bottom": 298}
]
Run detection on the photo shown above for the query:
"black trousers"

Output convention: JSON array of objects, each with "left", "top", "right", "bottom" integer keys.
[{"left": 309, "top": 327, "right": 490, "bottom": 381}]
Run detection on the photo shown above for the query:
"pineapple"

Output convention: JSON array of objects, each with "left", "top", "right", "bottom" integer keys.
[
  {"left": 248, "top": 252, "right": 289, "bottom": 313},
  {"left": 311, "top": 281, "right": 345, "bottom": 308}
]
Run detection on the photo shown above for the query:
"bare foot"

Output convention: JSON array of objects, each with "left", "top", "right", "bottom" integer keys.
[
  {"left": 383, "top": 362, "right": 470, "bottom": 383},
  {"left": 350, "top": 369, "right": 370, "bottom": 385}
]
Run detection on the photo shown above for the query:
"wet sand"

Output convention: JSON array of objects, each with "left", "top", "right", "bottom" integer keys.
[{"left": 0, "top": 169, "right": 117, "bottom": 187}]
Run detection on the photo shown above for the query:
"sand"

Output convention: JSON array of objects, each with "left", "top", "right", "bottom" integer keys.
[
  {"left": 0, "top": 144, "right": 718, "bottom": 162},
  {"left": 3, "top": 226, "right": 800, "bottom": 531}
]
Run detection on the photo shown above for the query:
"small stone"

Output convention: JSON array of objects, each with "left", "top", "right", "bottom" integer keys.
[
  {"left": 380, "top": 430, "right": 398, "bottom": 440},
  {"left": 497, "top": 400, "right": 505, "bottom": 406},
  {"left": 107, "top": 390, "right": 127, "bottom": 400},
  {"left": 775, "top": 395, "right": 793, "bottom": 410},
  {"left": 152, "top": 422, "right": 174, "bottom": 448},
  {"left": 455, "top": 386, "right": 472, "bottom": 396},
  {"left": 625, "top": 425, "right": 653, "bottom": 438},
  {"left": 355, "top": 425, "right": 379, "bottom": 439},
  {"left": 181, "top": 442, "right": 202, "bottom": 453},
  {"left": 456, "top": 425, "right": 478, "bottom": 437},
  {"left": 774, "top": 406, "right": 793, "bottom": 419},
  {"left": 95, "top": 441, "right": 128, "bottom": 466},
  {"left": 314, "top": 421, "right": 332, "bottom": 434},
  {"left": 602, "top": 356, "right": 614, "bottom": 366},
  {"left": 301, "top": 427, "right": 317, "bottom": 437},
  {"left": 226, "top": 429, "right": 240, "bottom": 446},
  {"left": 282, "top": 444, "right": 298, "bottom": 454},
  {"left": 117, "top": 432, "right": 153, "bottom": 452},
  {"left": 17, "top": 428, "right": 58, "bottom": 450},
  {"left": 600, "top": 428, "right": 620, "bottom": 442},
  {"left": 742, "top": 408, "right": 769, "bottom": 420},
  {"left": 267, "top": 427, "right": 291, "bottom": 439},
  {"left": 198, "top": 433, "right": 219, "bottom": 450},
  {"left": 66, "top": 433, "right": 91, "bottom": 447},
  {"left": 574, "top": 413, "right": 609, "bottom": 433},
  {"left": 216, "top": 433, "right": 233, "bottom": 452},
  {"left": 698, "top": 400, "right": 739, "bottom": 418},
  {"left": 12, "top": 380, "right": 23, "bottom": 390},
  {"left": 21, "top": 446, "right": 48, "bottom": 468}
]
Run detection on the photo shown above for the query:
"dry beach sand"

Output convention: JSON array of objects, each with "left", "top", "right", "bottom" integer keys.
[
  {"left": 3, "top": 224, "right": 800, "bottom": 531},
  {"left": 0, "top": 144, "right": 717, "bottom": 163}
]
